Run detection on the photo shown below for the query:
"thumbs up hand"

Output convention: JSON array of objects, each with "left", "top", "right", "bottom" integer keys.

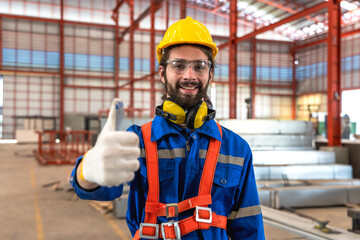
[{"left": 77, "top": 99, "right": 140, "bottom": 187}]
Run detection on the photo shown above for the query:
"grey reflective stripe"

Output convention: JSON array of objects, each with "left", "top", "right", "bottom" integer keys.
[
  {"left": 228, "top": 205, "right": 262, "bottom": 220},
  {"left": 199, "top": 150, "right": 244, "bottom": 167},
  {"left": 140, "top": 148, "right": 185, "bottom": 159}
]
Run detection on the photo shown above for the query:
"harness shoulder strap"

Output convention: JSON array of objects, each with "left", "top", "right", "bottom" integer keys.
[
  {"left": 138, "top": 121, "right": 159, "bottom": 239},
  {"left": 141, "top": 121, "right": 159, "bottom": 204},
  {"left": 198, "top": 123, "right": 222, "bottom": 196}
]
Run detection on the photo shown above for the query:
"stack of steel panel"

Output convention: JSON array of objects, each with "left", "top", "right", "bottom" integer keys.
[
  {"left": 218, "top": 119, "right": 360, "bottom": 208},
  {"left": 218, "top": 119, "right": 314, "bottom": 151}
]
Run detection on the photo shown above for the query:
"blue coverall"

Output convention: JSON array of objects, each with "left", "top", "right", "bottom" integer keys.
[{"left": 71, "top": 116, "right": 265, "bottom": 239}]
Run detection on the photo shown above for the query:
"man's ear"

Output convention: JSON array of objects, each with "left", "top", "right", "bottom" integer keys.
[
  {"left": 209, "top": 69, "right": 214, "bottom": 83},
  {"left": 159, "top": 66, "right": 165, "bottom": 84}
]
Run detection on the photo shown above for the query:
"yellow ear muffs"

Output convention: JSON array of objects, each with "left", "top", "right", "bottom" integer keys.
[
  {"left": 186, "top": 101, "right": 208, "bottom": 129},
  {"left": 155, "top": 99, "right": 186, "bottom": 124},
  {"left": 156, "top": 99, "right": 216, "bottom": 129}
]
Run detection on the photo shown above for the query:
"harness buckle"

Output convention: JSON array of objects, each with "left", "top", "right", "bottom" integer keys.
[
  {"left": 139, "top": 223, "right": 159, "bottom": 239},
  {"left": 161, "top": 220, "right": 181, "bottom": 240},
  {"left": 195, "top": 206, "right": 212, "bottom": 223},
  {"left": 165, "top": 203, "right": 179, "bottom": 218}
]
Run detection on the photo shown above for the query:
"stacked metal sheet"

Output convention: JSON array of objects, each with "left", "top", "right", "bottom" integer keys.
[
  {"left": 258, "top": 180, "right": 360, "bottom": 208},
  {"left": 218, "top": 119, "right": 314, "bottom": 151},
  {"left": 217, "top": 119, "right": 360, "bottom": 208}
]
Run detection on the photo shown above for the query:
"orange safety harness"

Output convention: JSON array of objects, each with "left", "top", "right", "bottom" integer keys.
[{"left": 133, "top": 121, "right": 227, "bottom": 240}]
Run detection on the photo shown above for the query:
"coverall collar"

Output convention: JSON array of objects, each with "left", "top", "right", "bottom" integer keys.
[{"left": 151, "top": 115, "right": 222, "bottom": 142}]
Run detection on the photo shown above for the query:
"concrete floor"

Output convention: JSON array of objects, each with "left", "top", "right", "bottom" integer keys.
[{"left": 0, "top": 143, "right": 355, "bottom": 240}]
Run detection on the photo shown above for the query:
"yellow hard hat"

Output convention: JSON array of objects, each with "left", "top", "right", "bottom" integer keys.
[{"left": 156, "top": 16, "right": 218, "bottom": 63}]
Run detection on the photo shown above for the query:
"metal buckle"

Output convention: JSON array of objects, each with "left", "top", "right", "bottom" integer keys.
[
  {"left": 139, "top": 223, "right": 159, "bottom": 239},
  {"left": 161, "top": 220, "right": 181, "bottom": 240},
  {"left": 195, "top": 206, "right": 212, "bottom": 223},
  {"left": 165, "top": 203, "right": 179, "bottom": 218}
]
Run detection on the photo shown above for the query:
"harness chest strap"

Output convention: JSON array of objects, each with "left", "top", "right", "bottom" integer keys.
[{"left": 134, "top": 121, "right": 225, "bottom": 239}]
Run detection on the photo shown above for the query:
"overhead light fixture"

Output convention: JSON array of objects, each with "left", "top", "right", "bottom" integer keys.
[
  {"left": 340, "top": 0, "right": 357, "bottom": 11},
  {"left": 262, "top": 14, "right": 274, "bottom": 21},
  {"left": 246, "top": 5, "right": 257, "bottom": 13},
  {"left": 237, "top": 1, "right": 248, "bottom": 9}
]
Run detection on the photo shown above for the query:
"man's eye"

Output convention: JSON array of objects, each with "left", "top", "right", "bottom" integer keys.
[
  {"left": 194, "top": 64, "right": 205, "bottom": 70},
  {"left": 173, "top": 62, "right": 186, "bottom": 69}
]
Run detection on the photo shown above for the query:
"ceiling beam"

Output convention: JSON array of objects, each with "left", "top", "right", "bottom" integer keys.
[{"left": 235, "top": 1, "right": 328, "bottom": 44}]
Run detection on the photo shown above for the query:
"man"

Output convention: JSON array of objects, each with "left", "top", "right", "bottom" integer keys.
[{"left": 71, "top": 16, "right": 264, "bottom": 239}]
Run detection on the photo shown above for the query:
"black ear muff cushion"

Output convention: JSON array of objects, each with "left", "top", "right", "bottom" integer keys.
[{"left": 185, "top": 101, "right": 202, "bottom": 129}]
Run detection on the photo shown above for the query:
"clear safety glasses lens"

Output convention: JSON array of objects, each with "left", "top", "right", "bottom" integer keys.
[{"left": 166, "top": 59, "right": 211, "bottom": 75}]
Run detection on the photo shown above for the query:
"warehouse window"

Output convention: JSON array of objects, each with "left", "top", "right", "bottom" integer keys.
[{"left": 342, "top": 89, "right": 360, "bottom": 135}]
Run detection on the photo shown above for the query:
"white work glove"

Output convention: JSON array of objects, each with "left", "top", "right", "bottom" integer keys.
[{"left": 79, "top": 99, "right": 140, "bottom": 187}]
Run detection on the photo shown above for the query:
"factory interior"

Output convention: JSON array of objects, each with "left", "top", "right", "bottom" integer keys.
[{"left": 1, "top": 0, "right": 360, "bottom": 239}]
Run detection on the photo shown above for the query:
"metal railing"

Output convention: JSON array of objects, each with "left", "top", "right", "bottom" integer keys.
[{"left": 35, "top": 130, "right": 94, "bottom": 165}]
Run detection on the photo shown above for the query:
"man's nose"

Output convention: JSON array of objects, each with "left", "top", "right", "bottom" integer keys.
[{"left": 182, "top": 65, "right": 196, "bottom": 79}]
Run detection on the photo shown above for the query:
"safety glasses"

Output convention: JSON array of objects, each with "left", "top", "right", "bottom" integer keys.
[{"left": 166, "top": 59, "right": 211, "bottom": 75}]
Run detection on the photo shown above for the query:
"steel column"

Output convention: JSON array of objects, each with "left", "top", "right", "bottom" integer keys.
[
  {"left": 291, "top": 48, "right": 297, "bottom": 120},
  {"left": 59, "top": 0, "right": 64, "bottom": 131},
  {"left": 327, "top": 0, "right": 341, "bottom": 146},
  {"left": 229, "top": 0, "right": 237, "bottom": 118},
  {"left": 0, "top": 17, "right": 2, "bottom": 70},
  {"left": 251, "top": 37, "right": 256, "bottom": 119},
  {"left": 150, "top": 0, "right": 156, "bottom": 116},
  {"left": 129, "top": 0, "right": 134, "bottom": 118},
  {"left": 180, "top": 0, "right": 186, "bottom": 19},
  {"left": 165, "top": 0, "right": 169, "bottom": 28},
  {"left": 114, "top": 1, "right": 120, "bottom": 98}
]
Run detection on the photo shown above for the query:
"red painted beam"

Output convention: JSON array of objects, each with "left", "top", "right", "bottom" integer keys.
[
  {"left": 251, "top": 37, "right": 256, "bottom": 119},
  {"left": 294, "top": 27, "right": 360, "bottom": 52},
  {"left": 327, "top": 0, "right": 342, "bottom": 146},
  {"left": 256, "top": 93, "right": 293, "bottom": 97},
  {"left": 59, "top": 0, "right": 65, "bottom": 131},
  {"left": 64, "top": 85, "right": 116, "bottom": 90},
  {"left": 229, "top": 0, "right": 237, "bottom": 118},
  {"left": 257, "top": 0, "right": 320, "bottom": 23},
  {"left": 128, "top": 0, "right": 135, "bottom": 118},
  {"left": 293, "top": 38, "right": 327, "bottom": 51},
  {"left": 0, "top": 17, "right": 2, "bottom": 70},
  {"left": 187, "top": 2, "right": 253, "bottom": 28},
  {"left": 180, "top": 0, "right": 186, "bottom": 19},
  {"left": 114, "top": 12, "right": 120, "bottom": 98},
  {"left": 111, "top": 0, "right": 127, "bottom": 23},
  {"left": 117, "top": 0, "right": 163, "bottom": 43},
  {"left": 150, "top": 0, "right": 156, "bottom": 117},
  {"left": 64, "top": 74, "right": 124, "bottom": 80},
  {"left": 291, "top": 48, "right": 297, "bottom": 120}
]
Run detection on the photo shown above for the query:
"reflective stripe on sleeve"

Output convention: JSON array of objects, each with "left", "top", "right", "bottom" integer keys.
[
  {"left": 199, "top": 150, "right": 244, "bottom": 167},
  {"left": 140, "top": 148, "right": 185, "bottom": 159},
  {"left": 228, "top": 205, "right": 262, "bottom": 220}
]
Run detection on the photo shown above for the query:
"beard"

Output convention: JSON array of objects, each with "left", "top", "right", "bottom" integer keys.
[{"left": 164, "top": 76, "right": 210, "bottom": 110}]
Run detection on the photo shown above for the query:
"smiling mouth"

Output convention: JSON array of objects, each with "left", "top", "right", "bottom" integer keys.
[{"left": 181, "top": 86, "right": 198, "bottom": 90}]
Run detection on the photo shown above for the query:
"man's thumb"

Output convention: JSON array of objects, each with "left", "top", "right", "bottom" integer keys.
[{"left": 102, "top": 98, "right": 123, "bottom": 132}]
